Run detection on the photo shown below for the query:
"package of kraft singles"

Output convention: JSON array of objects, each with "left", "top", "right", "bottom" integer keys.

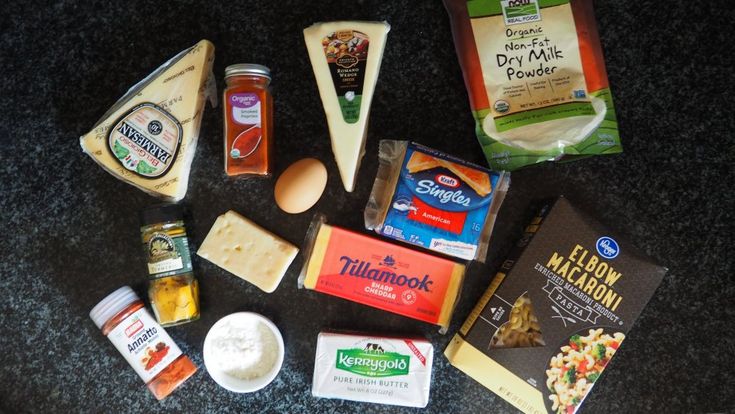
[
  {"left": 444, "top": 196, "right": 667, "bottom": 414},
  {"left": 365, "top": 140, "right": 509, "bottom": 262}
]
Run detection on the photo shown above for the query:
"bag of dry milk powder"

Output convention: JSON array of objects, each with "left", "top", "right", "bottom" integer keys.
[{"left": 444, "top": 0, "right": 621, "bottom": 170}]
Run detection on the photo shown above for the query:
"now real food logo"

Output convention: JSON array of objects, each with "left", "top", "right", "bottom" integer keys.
[
  {"left": 501, "top": 0, "right": 541, "bottom": 25},
  {"left": 336, "top": 347, "right": 410, "bottom": 377}
]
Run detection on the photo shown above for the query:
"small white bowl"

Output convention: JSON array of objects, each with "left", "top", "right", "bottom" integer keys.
[{"left": 203, "top": 312, "right": 285, "bottom": 393}]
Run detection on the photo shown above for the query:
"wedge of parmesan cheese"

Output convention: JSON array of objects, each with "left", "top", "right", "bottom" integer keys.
[
  {"left": 79, "top": 40, "right": 216, "bottom": 201},
  {"left": 303, "top": 21, "right": 390, "bottom": 192}
]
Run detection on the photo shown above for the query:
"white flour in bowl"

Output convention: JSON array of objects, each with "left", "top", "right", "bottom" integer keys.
[{"left": 208, "top": 318, "right": 279, "bottom": 379}]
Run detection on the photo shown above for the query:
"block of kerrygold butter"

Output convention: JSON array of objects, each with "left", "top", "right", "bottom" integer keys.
[
  {"left": 197, "top": 210, "right": 298, "bottom": 293},
  {"left": 312, "top": 331, "right": 433, "bottom": 407},
  {"left": 79, "top": 40, "right": 216, "bottom": 201},
  {"left": 303, "top": 21, "right": 390, "bottom": 192},
  {"left": 298, "top": 214, "right": 465, "bottom": 332}
]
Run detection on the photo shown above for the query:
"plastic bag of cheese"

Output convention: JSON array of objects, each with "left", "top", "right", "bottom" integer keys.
[
  {"left": 80, "top": 40, "right": 216, "bottom": 201},
  {"left": 444, "top": 0, "right": 621, "bottom": 170}
]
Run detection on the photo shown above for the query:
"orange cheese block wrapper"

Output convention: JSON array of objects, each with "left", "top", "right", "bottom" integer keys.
[{"left": 298, "top": 214, "right": 465, "bottom": 333}]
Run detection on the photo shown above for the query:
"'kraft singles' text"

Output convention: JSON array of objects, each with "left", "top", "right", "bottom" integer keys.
[{"left": 415, "top": 179, "right": 470, "bottom": 206}]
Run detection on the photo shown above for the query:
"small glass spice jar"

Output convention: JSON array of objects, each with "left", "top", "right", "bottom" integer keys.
[
  {"left": 223, "top": 63, "right": 273, "bottom": 177},
  {"left": 90, "top": 286, "right": 197, "bottom": 400},
  {"left": 140, "top": 204, "right": 200, "bottom": 327}
]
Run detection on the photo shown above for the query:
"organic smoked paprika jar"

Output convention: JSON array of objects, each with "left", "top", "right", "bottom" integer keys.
[
  {"left": 223, "top": 64, "right": 273, "bottom": 177},
  {"left": 90, "top": 286, "right": 197, "bottom": 400}
]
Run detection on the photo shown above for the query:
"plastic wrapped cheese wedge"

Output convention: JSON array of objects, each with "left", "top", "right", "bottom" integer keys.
[
  {"left": 303, "top": 21, "right": 390, "bottom": 192},
  {"left": 79, "top": 40, "right": 216, "bottom": 201},
  {"left": 298, "top": 214, "right": 465, "bottom": 333}
]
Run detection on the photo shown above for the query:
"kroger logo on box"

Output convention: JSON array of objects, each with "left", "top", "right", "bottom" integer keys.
[{"left": 596, "top": 236, "right": 620, "bottom": 259}]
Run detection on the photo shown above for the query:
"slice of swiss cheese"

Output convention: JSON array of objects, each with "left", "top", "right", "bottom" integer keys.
[
  {"left": 79, "top": 40, "right": 215, "bottom": 201},
  {"left": 197, "top": 210, "right": 299, "bottom": 293},
  {"left": 304, "top": 21, "right": 390, "bottom": 192}
]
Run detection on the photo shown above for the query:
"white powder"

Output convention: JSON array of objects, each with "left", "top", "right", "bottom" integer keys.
[{"left": 208, "top": 319, "right": 278, "bottom": 379}]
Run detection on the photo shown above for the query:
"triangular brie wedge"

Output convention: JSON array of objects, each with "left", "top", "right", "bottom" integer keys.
[
  {"left": 80, "top": 40, "right": 216, "bottom": 201},
  {"left": 304, "top": 21, "right": 390, "bottom": 192}
]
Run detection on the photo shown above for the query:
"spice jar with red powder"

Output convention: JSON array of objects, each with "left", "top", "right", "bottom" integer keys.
[
  {"left": 223, "top": 64, "right": 273, "bottom": 177},
  {"left": 90, "top": 286, "right": 197, "bottom": 400}
]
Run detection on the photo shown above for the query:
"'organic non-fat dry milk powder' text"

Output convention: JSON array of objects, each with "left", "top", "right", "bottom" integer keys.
[{"left": 444, "top": 0, "right": 621, "bottom": 170}]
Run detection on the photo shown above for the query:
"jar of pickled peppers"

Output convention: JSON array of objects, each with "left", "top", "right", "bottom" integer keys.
[{"left": 140, "top": 204, "right": 200, "bottom": 327}]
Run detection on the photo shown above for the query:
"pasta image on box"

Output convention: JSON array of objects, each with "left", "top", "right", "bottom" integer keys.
[
  {"left": 445, "top": 197, "right": 667, "bottom": 414},
  {"left": 298, "top": 214, "right": 466, "bottom": 333}
]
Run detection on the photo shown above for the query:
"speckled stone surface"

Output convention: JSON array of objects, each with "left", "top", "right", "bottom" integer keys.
[{"left": 1, "top": 0, "right": 733, "bottom": 413}]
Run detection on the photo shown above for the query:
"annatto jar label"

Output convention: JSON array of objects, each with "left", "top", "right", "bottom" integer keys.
[{"left": 107, "top": 307, "right": 183, "bottom": 383}]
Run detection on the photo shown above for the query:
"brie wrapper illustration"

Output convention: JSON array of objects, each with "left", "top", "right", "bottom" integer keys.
[
  {"left": 79, "top": 40, "right": 216, "bottom": 201},
  {"left": 303, "top": 21, "right": 390, "bottom": 192}
]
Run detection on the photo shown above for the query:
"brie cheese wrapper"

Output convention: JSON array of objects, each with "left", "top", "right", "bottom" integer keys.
[
  {"left": 80, "top": 40, "right": 216, "bottom": 201},
  {"left": 304, "top": 21, "right": 390, "bottom": 192}
]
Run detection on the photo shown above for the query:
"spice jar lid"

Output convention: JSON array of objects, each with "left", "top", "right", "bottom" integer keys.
[
  {"left": 225, "top": 64, "right": 271, "bottom": 80},
  {"left": 140, "top": 203, "right": 185, "bottom": 226},
  {"left": 90, "top": 286, "right": 140, "bottom": 329}
]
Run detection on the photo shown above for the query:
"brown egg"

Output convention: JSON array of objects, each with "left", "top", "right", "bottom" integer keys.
[{"left": 274, "top": 158, "right": 328, "bottom": 214}]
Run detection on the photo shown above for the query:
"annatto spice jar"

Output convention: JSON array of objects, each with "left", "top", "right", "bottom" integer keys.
[
  {"left": 223, "top": 63, "right": 273, "bottom": 177},
  {"left": 90, "top": 286, "right": 197, "bottom": 400}
]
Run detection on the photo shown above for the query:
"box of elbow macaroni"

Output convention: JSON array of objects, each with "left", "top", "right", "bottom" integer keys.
[
  {"left": 312, "top": 331, "right": 433, "bottom": 408},
  {"left": 444, "top": 197, "right": 667, "bottom": 414}
]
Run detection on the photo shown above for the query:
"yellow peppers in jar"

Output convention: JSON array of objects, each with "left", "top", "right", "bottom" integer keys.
[{"left": 140, "top": 204, "right": 200, "bottom": 326}]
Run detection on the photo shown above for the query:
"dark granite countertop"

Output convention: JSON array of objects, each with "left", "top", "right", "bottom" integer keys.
[{"left": 1, "top": 0, "right": 733, "bottom": 413}]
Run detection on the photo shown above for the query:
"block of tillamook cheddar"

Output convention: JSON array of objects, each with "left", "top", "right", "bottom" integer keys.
[
  {"left": 298, "top": 215, "right": 465, "bottom": 333},
  {"left": 313, "top": 332, "right": 433, "bottom": 407}
]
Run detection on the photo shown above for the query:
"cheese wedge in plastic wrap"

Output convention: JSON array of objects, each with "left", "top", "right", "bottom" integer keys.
[
  {"left": 79, "top": 40, "right": 216, "bottom": 201},
  {"left": 303, "top": 21, "right": 390, "bottom": 192}
]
